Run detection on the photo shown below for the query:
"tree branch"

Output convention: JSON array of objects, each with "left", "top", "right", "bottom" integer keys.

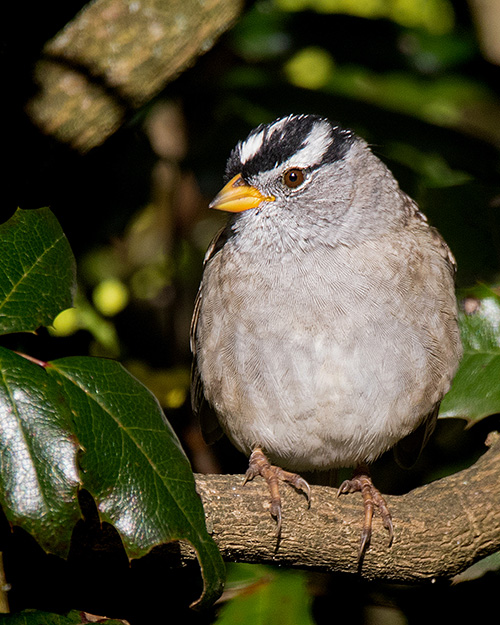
[
  {"left": 26, "top": 0, "right": 243, "bottom": 152},
  {"left": 192, "top": 433, "right": 500, "bottom": 581}
]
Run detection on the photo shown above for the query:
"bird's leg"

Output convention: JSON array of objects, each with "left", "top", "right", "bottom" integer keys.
[
  {"left": 243, "top": 447, "right": 311, "bottom": 536},
  {"left": 337, "top": 463, "right": 394, "bottom": 562}
]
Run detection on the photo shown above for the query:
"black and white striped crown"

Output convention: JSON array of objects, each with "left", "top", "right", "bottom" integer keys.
[{"left": 225, "top": 114, "right": 355, "bottom": 182}]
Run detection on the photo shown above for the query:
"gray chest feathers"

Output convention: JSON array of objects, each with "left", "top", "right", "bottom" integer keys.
[{"left": 194, "top": 230, "right": 462, "bottom": 471}]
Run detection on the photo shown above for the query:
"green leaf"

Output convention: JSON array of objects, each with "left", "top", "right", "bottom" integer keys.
[
  {"left": 440, "top": 285, "right": 500, "bottom": 425},
  {"left": 46, "top": 356, "right": 225, "bottom": 609},
  {"left": 0, "top": 208, "right": 76, "bottom": 335},
  {"left": 452, "top": 551, "right": 500, "bottom": 583},
  {"left": 215, "top": 564, "right": 315, "bottom": 625},
  {"left": 0, "top": 347, "right": 81, "bottom": 556}
]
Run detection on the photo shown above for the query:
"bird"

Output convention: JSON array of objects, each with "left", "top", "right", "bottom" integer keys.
[{"left": 190, "top": 113, "right": 462, "bottom": 561}]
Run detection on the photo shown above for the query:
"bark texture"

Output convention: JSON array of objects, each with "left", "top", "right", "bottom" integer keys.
[
  {"left": 27, "top": 0, "right": 243, "bottom": 152},
  {"left": 191, "top": 432, "right": 500, "bottom": 581}
]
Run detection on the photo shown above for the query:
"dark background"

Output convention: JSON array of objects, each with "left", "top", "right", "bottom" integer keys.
[{"left": 1, "top": 1, "right": 500, "bottom": 623}]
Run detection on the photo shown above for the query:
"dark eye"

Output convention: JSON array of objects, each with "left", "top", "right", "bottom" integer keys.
[{"left": 283, "top": 168, "right": 305, "bottom": 189}]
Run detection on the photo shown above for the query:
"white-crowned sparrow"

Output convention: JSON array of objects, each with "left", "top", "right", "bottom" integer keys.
[{"left": 190, "top": 114, "right": 462, "bottom": 560}]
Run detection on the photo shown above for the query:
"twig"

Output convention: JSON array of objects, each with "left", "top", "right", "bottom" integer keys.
[{"left": 0, "top": 553, "right": 10, "bottom": 613}]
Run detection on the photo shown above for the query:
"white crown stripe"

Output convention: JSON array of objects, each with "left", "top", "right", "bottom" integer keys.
[
  {"left": 292, "top": 122, "right": 333, "bottom": 168},
  {"left": 239, "top": 129, "right": 266, "bottom": 164},
  {"left": 239, "top": 116, "right": 335, "bottom": 169}
]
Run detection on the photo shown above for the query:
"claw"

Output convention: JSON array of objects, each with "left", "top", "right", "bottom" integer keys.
[
  {"left": 337, "top": 464, "right": 393, "bottom": 563},
  {"left": 295, "top": 477, "right": 312, "bottom": 507},
  {"left": 243, "top": 447, "right": 311, "bottom": 536},
  {"left": 270, "top": 499, "right": 282, "bottom": 537}
]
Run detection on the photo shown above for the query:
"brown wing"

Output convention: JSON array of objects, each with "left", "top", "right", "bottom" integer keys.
[
  {"left": 407, "top": 196, "right": 458, "bottom": 278},
  {"left": 393, "top": 207, "right": 458, "bottom": 469},
  {"left": 190, "top": 226, "right": 229, "bottom": 444},
  {"left": 429, "top": 225, "right": 458, "bottom": 278},
  {"left": 393, "top": 403, "right": 440, "bottom": 469}
]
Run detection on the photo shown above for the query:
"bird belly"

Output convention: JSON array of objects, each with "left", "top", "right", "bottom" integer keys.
[
  {"left": 197, "top": 316, "right": 439, "bottom": 471},
  {"left": 195, "top": 238, "right": 460, "bottom": 472}
]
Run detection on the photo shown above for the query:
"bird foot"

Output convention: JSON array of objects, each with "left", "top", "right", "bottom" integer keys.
[
  {"left": 338, "top": 464, "right": 394, "bottom": 563},
  {"left": 243, "top": 447, "right": 311, "bottom": 536}
]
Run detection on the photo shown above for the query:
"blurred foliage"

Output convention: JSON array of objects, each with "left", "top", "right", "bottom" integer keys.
[
  {"left": 3, "top": 0, "right": 500, "bottom": 623},
  {"left": 0, "top": 610, "right": 129, "bottom": 625},
  {"left": 275, "top": 0, "right": 455, "bottom": 34},
  {"left": 214, "top": 564, "right": 315, "bottom": 624}
]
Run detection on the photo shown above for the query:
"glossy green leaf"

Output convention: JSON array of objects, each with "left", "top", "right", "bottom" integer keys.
[
  {"left": 0, "top": 208, "right": 76, "bottom": 335},
  {"left": 440, "top": 285, "right": 500, "bottom": 425},
  {"left": 46, "top": 356, "right": 225, "bottom": 609},
  {"left": 0, "top": 347, "right": 81, "bottom": 556},
  {"left": 215, "top": 564, "right": 315, "bottom": 625}
]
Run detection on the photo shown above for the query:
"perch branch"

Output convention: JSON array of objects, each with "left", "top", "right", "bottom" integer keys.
[
  {"left": 191, "top": 433, "right": 500, "bottom": 581},
  {"left": 26, "top": 0, "right": 243, "bottom": 152}
]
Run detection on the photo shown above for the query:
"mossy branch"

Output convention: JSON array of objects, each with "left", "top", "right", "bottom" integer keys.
[{"left": 27, "top": 0, "right": 243, "bottom": 152}]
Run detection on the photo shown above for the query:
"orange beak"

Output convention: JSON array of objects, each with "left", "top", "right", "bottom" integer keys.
[{"left": 209, "top": 174, "right": 275, "bottom": 213}]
